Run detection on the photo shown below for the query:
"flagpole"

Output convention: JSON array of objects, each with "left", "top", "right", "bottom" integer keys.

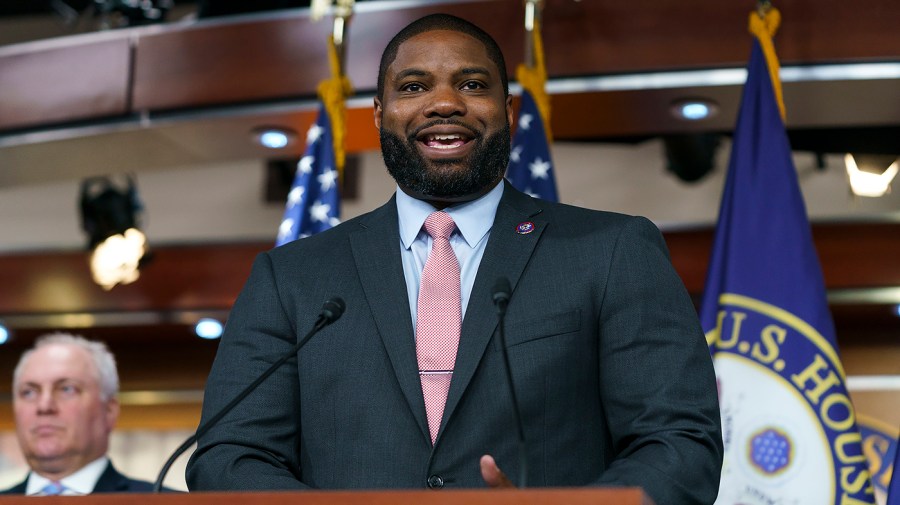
[
  {"left": 313, "top": 0, "right": 355, "bottom": 180},
  {"left": 506, "top": 0, "right": 558, "bottom": 202},
  {"left": 275, "top": 1, "right": 353, "bottom": 245},
  {"left": 757, "top": 0, "right": 772, "bottom": 20},
  {"left": 523, "top": 0, "right": 541, "bottom": 69},
  {"left": 332, "top": 0, "right": 354, "bottom": 77},
  {"left": 519, "top": 0, "right": 552, "bottom": 144}
]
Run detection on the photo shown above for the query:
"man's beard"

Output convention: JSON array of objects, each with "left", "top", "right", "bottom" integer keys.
[{"left": 380, "top": 122, "right": 510, "bottom": 200}]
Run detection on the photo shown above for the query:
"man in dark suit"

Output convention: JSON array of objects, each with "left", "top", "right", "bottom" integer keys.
[
  {"left": 186, "top": 13, "right": 723, "bottom": 504},
  {"left": 1, "top": 333, "right": 155, "bottom": 495}
]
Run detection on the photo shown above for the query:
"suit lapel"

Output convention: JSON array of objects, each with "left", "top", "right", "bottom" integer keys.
[
  {"left": 350, "top": 197, "right": 430, "bottom": 442},
  {"left": 93, "top": 461, "right": 128, "bottom": 492},
  {"left": 438, "top": 183, "right": 547, "bottom": 441}
]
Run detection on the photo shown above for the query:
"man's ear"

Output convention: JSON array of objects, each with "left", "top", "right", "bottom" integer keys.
[
  {"left": 105, "top": 398, "right": 120, "bottom": 429},
  {"left": 505, "top": 94, "right": 514, "bottom": 128},
  {"left": 374, "top": 97, "right": 383, "bottom": 130}
]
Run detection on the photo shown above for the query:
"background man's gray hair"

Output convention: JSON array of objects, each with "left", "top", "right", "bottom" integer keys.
[{"left": 13, "top": 332, "right": 120, "bottom": 401}]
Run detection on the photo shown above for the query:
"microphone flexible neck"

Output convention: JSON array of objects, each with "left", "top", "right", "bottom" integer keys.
[
  {"left": 152, "top": 303, "right": 341, "bottom": 492},
  {"left": 492, "top": 280, "right": 527, "bottom": 488}
]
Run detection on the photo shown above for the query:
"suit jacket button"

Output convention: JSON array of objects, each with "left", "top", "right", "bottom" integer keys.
[{"left": 427, "top": 475, "right": 444, "bottom": 489}]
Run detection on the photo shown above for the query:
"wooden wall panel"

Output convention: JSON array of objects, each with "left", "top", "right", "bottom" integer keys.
[
  {"left": 664, "top": 222, "right": 900, "bottom": 294},
  {"left": 132, "top": 17, "right": 332, "bottom": 110},
  {"left": 3, "top": 0, "right": 898, "bottom": 130},
  {"left": 0, "top": 243, "right": 265, "bottom": 315},
  {"left": 1, "top": 223, "right": 897, "bottom": 318},
  {"left": 538, "top": 0, "right": 900, "bottom": 75},
  {"left": 0, "top": 37, "right": 131, "bottom": 130}
]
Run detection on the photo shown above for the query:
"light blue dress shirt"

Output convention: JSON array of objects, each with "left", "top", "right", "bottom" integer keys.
[
  {"left": 25, "top": 456, "right": 109, "bottom": 496},
  {"left": 396, "top": 181, "right": 504, "bottom": 328}
]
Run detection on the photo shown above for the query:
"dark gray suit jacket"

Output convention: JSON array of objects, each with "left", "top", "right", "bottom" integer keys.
[
  {"left": 186, "top": 183, "right": 723, "bottom": 504},
  {"left": 0, "top": 461, "right": 155, "bottom": 494}
]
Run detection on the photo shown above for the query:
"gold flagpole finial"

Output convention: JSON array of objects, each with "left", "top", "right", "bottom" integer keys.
[
  {"left": 748, "top": 3, "right": 786, "bottom": 121},
  {"left": 756, "top": 0, "right": 773, "bottom": 19},
  {"left": 310, "top": 0, "right": 330, "bottom": 21}
]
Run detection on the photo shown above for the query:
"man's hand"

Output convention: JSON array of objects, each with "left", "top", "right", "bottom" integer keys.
[{"left": 480, "top": 455, "right": 514, "bottom": 488}]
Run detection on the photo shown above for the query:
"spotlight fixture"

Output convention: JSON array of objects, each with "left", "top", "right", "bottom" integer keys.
[
  {"left": 671, "top": 99, "right": 719, "bottom": 121},
  {"left": 0, "top": 322, "right": 8, "bottom": 345},
  {"left": 195, "top": 318, "right": 224, "bottom": 339},
  {"left": 663, "top": 133, "right": 722, "bottom": 182},
  {"left": 80, "top": 175, "right": 150, "bottom": 290},
  {"left": 94, "top": 0, "right": 174, "bottom": 28},
  {"left": 253, "top": 127, "right": 297, "bottom": 150},
  {"left": 844, "top": 153, "right": 899, "bottom": 198}
]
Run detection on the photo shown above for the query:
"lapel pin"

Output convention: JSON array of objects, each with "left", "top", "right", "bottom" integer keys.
[{"left": 516, "top": 222, "right": 535, "bottom": 234}]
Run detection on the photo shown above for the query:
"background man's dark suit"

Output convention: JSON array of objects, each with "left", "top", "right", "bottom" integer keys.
[
  {"left": 186, "top": 182, "right": 723, "bottom": 504},
  {"left": 1, "top": 461, "right": 155, "bottom": 494}
]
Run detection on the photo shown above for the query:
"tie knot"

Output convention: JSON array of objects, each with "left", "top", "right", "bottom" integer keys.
[
  {"left": 41, "top": 481, "right": 64, "bottom": 496},
  {"left": 423, "top": 211, "right": 456, "bottom": 240}
]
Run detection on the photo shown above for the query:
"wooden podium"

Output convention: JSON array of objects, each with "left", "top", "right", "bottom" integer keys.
[{"left": 0, "top": 488, "right": 655, "bottom": 504}]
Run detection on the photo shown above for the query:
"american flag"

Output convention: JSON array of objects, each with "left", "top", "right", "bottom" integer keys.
[
  {"left": 506, "top": 89, "right": 558, "bottom": 202},
  {"left": 276, "top": 103, "right": 341, "bottom": 246}
]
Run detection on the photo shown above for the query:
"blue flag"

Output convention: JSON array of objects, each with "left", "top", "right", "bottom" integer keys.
[
  {"left": 276, "top": 103, "right": 341, "bottom": 246},
  {"left": 506, "top": 90, "right": 558, "bottom": 202},
  {"left": 857, "top": 418, "right": 899, "bottom": 503},
  {"left": 700, "top": 38, "right": 876, "bottom": 504}
]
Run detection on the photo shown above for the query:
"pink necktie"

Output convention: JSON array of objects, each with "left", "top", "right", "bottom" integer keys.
[{"left": 416, "top": 211, "right": 462, "bottom": 444}]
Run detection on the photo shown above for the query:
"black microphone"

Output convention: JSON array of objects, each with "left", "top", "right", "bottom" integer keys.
[
  {"left": 491, "top": 278, "right": 527, "bottom": 488},
  {"left": 152, "top": 297, "right": 346, "bottom": 492}
]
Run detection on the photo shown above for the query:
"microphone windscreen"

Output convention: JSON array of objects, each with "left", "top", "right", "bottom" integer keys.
[
  {"left": 321, "top": 297, "right": 346, "bottom": 322},
  {"left": 492, "top": 277, "right": 511, "bottom": 304}
]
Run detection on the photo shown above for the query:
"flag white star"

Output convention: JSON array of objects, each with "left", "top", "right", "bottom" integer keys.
[
  {"left": 328, "top": 216, "right": 341, "bottom": 227},
  {"left": 510, "top": 145, "right": 524, "bottom": 163},
  {"left": 524, "top": 188, "right": 540, "bottom": 198},
  {"left": 318, "top": 169, "right": 338, "bottom": 192},
  {"left": 287, "top": 186, "right": 304, "bottom": 207},
  {"left": 518, "top": 113, "right": 533, "bottom": 130},
  {"left": 298, "top": 155, "right": 314, "bottom": 174},
  {"left": 309, "top": 200, "right": 332, "bottom": 223},
  {"left": 306, "top": 124, "right": 323, "bottom": 144},
  {"left": 529, "top": 157, "right": 552, "bottom": 179},
  {"left": 277, "top": 218, "right": 294, "bottom": 240}
]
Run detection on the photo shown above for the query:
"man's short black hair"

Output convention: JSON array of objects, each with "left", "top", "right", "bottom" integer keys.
[{"left": 377, "top": 13, "right": 509, "bottom": 101}]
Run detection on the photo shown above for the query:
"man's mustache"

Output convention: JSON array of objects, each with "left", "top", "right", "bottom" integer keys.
[{"left": 408, "top": 119, "right": 481, "bottom": 142}]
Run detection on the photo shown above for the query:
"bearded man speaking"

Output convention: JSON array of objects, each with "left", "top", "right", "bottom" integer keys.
[{"left": 186, "top": 13, "right": 722, "bottom": 505}]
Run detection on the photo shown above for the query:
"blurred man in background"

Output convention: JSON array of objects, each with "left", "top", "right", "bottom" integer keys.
[{"left": 1, "top": 333, "right": 154, "bottom": 495}]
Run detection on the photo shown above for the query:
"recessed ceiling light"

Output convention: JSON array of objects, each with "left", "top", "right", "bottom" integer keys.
[
  {"left": 253, "top": 127, "right": 297, "bottom": 149},
  {"left": 671, "top": 99, "right": 719, "bottom": 121},
  {"left": 195, "top": 318, "right": 224, "bottom": 339}
]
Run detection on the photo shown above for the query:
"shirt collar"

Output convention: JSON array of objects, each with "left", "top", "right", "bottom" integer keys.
[
  {"left": 397, "top": 181, "right": 504, "bottom": 250},
  {"left": 26, "top": 456, "right": 109, "bottom": 496}
]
